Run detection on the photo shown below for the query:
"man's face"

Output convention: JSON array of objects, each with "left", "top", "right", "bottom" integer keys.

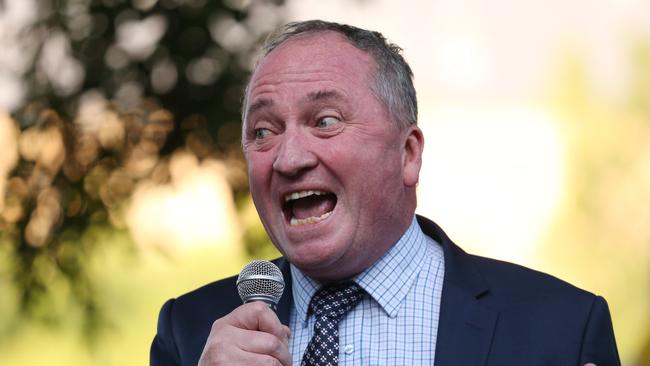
[{"left": 242, "top": 32, "right": 422, "bottom": 280}]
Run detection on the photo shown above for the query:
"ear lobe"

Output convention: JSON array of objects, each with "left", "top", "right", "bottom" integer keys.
[{"left": 402, "top": 126, "right": 424, "bottom": 187}]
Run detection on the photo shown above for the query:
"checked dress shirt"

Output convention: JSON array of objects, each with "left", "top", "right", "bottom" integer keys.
[{"left": 289, "top": 217, "right": 445, "bottom": 365}]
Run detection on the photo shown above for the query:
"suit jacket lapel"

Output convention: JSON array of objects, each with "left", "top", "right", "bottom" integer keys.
[
  {"left": 434, "top": 282, "right": 499, "bottom": 365},
  {"left": 276, "top": 257, "right": 293, "bottom": 326},
  {"left": 417, "top": 216, "right": 499, "bottom": 366}
]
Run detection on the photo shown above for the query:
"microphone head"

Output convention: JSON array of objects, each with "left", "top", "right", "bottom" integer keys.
[{"left": 237, "top": 260, "right": 285, "bottom": 310}]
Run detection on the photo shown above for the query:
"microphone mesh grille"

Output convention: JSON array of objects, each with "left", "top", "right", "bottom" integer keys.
[{"left": 237, "top": 260, "right": 284, "bottom": 304}]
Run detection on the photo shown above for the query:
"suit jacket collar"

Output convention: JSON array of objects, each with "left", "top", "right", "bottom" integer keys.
[
  {"left": 416, "top": 215, "right": 489, "bottom": 297},
  {"left": 416, "top": 215, "right": 498, "bottom": 366},
  {"left": 274, "top": 216, "right": 499, "bottom": 365}
]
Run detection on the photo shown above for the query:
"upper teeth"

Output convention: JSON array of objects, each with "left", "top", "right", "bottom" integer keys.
[{"left": 284, "top": 190, "right": 328, "bottom": 202}]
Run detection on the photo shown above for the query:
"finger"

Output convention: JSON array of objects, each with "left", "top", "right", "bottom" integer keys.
[
  {"left": 237, "top": 330, "right": 292, "bottom": 366},
  {"left": 203, "top": 303, "right": 291, "bottom": 365},
  {"left": 228, "top": 302, "right": 287, "bottom": 340},
  {"left": 253, "top": 303, "right": 288, "bottom": 341},
  {"left": 241, "top": 352, "right": 285, "bottom": 366},
  {"left": 584, "top": 364, "right": 597, "bottom": 366},
  {"left": 281, "top": 325, "right": 291, "bottom": 347},
  {"left": 200, "top": 324, "right": 290, "bottom": 366},
  {"left": 200, "top": 343, "right": 284, "bottom": 366}
]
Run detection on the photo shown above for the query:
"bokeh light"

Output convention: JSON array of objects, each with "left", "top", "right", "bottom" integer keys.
[{"left": 127, "top": 151, "right": 241, "bottom": 252}]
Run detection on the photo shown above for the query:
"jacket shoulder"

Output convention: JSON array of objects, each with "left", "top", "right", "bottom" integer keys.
[
  {"left": 417, "top": 214, "right": 597, "bottom": 303},
  {"left": 172, "top": 273, "right": 242, "bottom": 326},
  {"left": 466, "top": 255, "right": 620, "bottom": 365},
  {"left": 151, "top": 274, "right": 242, "bottom": 366},
  {"left": 470, "top": 254, "right": 596, "bottom": 306}
]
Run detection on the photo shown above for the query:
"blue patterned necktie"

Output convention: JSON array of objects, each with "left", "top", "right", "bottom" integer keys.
[{"left": 301, "top": 282, "right": 365, "bottom": 366}]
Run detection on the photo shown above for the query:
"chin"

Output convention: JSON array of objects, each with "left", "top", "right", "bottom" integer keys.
[{"left": 286, "top": 240, "right": 360, "bottom": 280}]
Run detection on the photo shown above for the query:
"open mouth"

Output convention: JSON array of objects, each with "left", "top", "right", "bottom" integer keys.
[{"left": 282, "top": 190, "right": 337, "bottom": 226}]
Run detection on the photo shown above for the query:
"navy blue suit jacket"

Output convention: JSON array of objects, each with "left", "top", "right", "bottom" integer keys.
[{"left": 151, "top": 216, "right": 620, "bottom": 365}]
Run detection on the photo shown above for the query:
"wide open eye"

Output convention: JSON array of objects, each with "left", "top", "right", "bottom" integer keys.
[{"left": 316, "top": 116, "right": 340, "bottom": 128}]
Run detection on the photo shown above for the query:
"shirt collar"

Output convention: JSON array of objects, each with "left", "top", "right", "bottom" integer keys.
[
  {"left": 291, "top": 263, "right": 321, "bottom": 327},
  {"left": 291, "top": 216, "right": 428, "bottom": 324}
]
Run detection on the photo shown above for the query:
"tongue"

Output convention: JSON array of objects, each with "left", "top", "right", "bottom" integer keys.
[{"left": 291, "top": 194, "right": 336, "bottom": 220}]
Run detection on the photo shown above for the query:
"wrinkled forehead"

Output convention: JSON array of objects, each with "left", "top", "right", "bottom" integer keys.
[{"left": 246, "top": 32, "right": 376, "bottom": 101}]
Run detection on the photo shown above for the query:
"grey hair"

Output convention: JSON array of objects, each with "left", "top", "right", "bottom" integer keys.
[{"left": 242, "top": 20, "right": 418, "bottom": 129}]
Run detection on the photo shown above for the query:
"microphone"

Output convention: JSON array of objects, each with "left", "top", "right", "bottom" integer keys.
[{"left": 237, "top": 260, "right": 285, "bottom": 311}]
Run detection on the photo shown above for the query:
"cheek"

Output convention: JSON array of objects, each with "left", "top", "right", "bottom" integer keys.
[
  {"left": 246, "top": 154, "right": 275, "bottom": 208},
  {"left": 350, "top": 152, "right": 404, "bottom": 199},
  {"left": 246, "top": 152, "right": 273, "bottom": 179}
]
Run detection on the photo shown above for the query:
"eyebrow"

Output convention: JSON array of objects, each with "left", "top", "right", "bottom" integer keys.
[
  {"left": 305, "top": 89, "right": 344, "bottom": 103},
  {"left": 246, "top": 89, "right": 345, "bottom": 119},
  {"left": 246, "top": 98, "right": 273, "bottom": 117}
]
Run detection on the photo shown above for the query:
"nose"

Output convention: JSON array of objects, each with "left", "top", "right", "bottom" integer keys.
[{"left": 272, "top": 130, "right": 318, "bottom": 177}]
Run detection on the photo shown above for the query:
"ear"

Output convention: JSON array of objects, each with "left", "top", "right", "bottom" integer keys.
[{"left": 402, "top": 125, "right": 424, "bottom": 187}]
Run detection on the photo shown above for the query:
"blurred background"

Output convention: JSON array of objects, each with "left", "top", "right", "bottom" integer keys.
[{"left": 0, "top": 0, "right": 648, "bottom": 364}]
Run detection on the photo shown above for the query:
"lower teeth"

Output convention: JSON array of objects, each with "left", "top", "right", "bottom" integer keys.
[{"left": 290, "top": 211, "right": 332, "bottom": 226}]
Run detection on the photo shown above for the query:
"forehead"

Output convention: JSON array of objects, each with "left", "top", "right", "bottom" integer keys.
[{"left": 247, "top": 32, "right": 376, "bottom": 101}]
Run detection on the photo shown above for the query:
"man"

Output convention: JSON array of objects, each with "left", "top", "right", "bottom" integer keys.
[{"left": 151, "top": 20, "right": 620, "bottom": 365}]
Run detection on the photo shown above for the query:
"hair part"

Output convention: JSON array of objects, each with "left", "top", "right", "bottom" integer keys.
[{"left": 242, "top": 20, "right": 418, "bottom": 129}]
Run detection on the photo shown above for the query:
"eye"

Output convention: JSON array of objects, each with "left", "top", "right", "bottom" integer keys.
[
  {"left": 255, "top": 128, "right": 272, "bottom": 139},
  {"left": 316, "top": 116, "right": 340, "bottom": 128}
]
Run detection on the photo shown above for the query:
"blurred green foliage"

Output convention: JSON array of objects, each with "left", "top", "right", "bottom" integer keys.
[
  {"left": 543, "top": 40, "right": 650, "bottom": 365},
  {"left": 0, "top": 0, "right": 285, "bottom": 345}
]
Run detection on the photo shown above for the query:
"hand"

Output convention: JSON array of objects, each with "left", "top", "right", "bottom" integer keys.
[
  {"left": 585, "top": 364, "right": 597, "bottom": 366},
  {"left": 198, "top": 301, "right": 292, "bottom": 366}
]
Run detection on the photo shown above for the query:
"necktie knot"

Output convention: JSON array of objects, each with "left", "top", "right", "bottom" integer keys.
[{"left": 309, "top": 282, "right": 365, "bottom": 321}]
